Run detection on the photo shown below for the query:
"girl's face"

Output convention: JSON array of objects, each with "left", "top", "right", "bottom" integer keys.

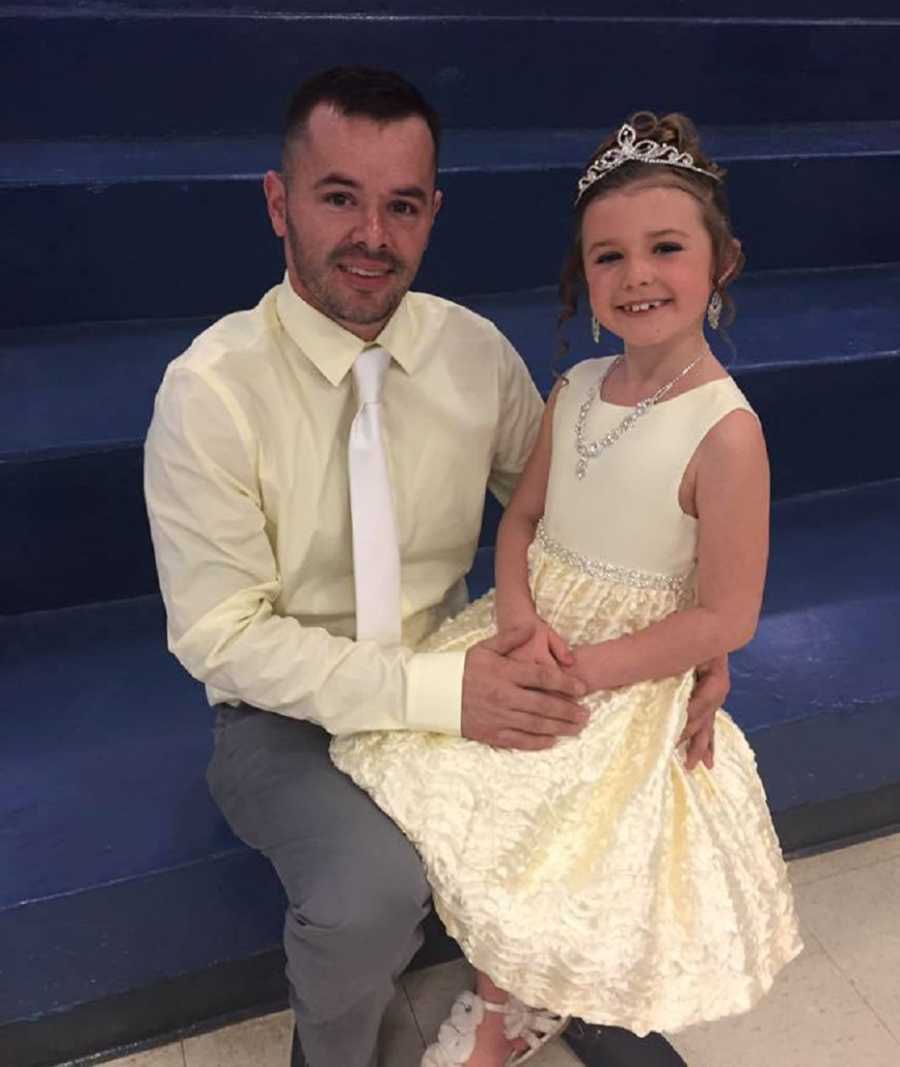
[{"left": 581, "top": 182, "right": 715, "bottom": 354}]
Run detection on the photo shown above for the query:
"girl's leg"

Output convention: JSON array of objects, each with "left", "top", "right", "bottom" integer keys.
[{"left": 462, "top": 971, "right": 525, "bottom": 1067}]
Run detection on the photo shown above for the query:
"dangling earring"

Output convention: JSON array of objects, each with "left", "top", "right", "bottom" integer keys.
[
  {"left": 591, "top": 315, "right": 601, "bottom": 344},
  {"left": 707, "top": 290, "right": 722, "bottom": 330}
]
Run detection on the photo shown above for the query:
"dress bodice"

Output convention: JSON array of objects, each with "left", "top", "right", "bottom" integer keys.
[{"left": 543, "top": 357, "right": 755, "bottom": 579}]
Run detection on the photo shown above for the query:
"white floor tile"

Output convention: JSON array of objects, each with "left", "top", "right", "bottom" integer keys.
[
  {"left": 667, "top": 947, "right": 900, "bottom": 1066},
  {"left": 100, "top": 1043, "right": 185, "bottom": 1067},
  {"left": 182, "top": 1009, "right": 292, "bottom": 1067},
  {"left": 795, "top": 854, "right": 900, "bottom": 1043},
  {"left": 174, "top": 993, "right": 420, "bottom": 1067},
  {"left": 671, "top": 1007, "right": 899, "bottom": 1067},
  {"left": 789, "top": 831, "right": 900, "bottom": 887}
]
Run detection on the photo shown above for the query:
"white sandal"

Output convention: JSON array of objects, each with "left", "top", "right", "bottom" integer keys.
[
  {"left": 502, "top": 996, "right": 570, "bottom": 1066},
  {"left": 420, "top": 990, "right": 569, "bottom": 1067}
]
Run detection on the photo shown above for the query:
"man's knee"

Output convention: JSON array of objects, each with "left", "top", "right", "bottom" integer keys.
[
  {"left": 282, "top": 848, "right": 428, "bottom": 1014},
  {"left": 285, "top": 841, "right": 429, "bottom": 950}
]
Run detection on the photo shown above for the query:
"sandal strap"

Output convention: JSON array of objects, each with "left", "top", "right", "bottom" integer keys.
[{"left": 502, "top": 997, "right": 569, "bottom": 1044}]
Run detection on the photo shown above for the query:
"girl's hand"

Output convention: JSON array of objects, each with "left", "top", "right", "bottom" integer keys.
[{"left": 504, "top": 619, "right": 574, "bottom": 668}]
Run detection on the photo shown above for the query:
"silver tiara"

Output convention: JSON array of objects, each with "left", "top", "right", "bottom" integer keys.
[{"left": 575, "top": 122, "right": 721, "bottom": 204}]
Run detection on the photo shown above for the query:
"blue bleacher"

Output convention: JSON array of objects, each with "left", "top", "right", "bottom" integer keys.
[{"left": 2, "top": 3, "right": 899, "bottom": 1065}]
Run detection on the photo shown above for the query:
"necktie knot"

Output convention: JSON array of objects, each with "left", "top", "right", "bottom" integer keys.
[{"left": 353, "top": 346, "right": 390, "bottom": 405}]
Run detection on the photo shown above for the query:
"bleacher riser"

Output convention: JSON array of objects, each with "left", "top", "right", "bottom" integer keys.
[
  {"left": 45, "top": 1, "right": 900, "bottom": 15},
  {"left": 4, "top": 149, "right": 900, "bottom": 329},
  {"left": 3, "top": 350, "right": 898, "bottom": 616},
  {"left": 5, "top": 13, "right": 899, "bottom": 140}
]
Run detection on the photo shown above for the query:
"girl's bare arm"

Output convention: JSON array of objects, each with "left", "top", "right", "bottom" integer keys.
[{"left": 493, "top": 383, "right": 561, "bottom": 633}]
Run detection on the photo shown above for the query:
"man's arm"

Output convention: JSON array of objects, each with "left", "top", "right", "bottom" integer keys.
[
  {"left": 462, "top": 343, "right": 589, "bottom": 745},
  {"left": 679, "top": 656, "right": 730, "bottom": 770},
  {"left": 485, "top": 331, "right": 545, "bottom": 507},
  {"left": 144, "top": 363, "right": 464, "bottom": 736},
  {"left": 145, "top": 362, "right": 586, "bottom": 744}
]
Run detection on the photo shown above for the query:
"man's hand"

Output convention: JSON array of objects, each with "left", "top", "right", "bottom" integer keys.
[
  {"left": 678, "top": 655, "right": 730, "bottom": 771},
  {"left": 461, "top": 626, "right": 588, "bottom": 751}
]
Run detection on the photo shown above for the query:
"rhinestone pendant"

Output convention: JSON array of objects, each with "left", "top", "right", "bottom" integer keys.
[{"left": 574, "top": 353, "right": 705, "bottom": 480}]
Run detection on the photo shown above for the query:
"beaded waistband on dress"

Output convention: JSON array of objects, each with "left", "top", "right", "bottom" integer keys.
[{"left": 534, "top": 520, "right": 691, "bottom": 594}]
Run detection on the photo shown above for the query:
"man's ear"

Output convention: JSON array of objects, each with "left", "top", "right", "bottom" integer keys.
[
  {"left": 431, "top": 187, "right": 443, "bottom": 223},
  {"left": 263, "top": 170, "right": 288, "bottom": 238}
]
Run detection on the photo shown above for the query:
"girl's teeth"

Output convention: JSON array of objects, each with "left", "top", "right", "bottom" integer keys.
[{"left": 625, "top": 301, "right": 662, "bottom": 313}]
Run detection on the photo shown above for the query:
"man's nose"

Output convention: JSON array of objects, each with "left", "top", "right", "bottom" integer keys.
[{"left": 353, "top": 206, "right": 388, "bottom": 249}]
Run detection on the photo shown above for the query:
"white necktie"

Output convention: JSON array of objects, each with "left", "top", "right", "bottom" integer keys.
[{"left": 348, "top": 346, "right": 402, "bottom": 645}]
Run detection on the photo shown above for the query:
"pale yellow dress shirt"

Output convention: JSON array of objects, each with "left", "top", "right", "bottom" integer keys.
[{"left": 144, "top": 277, "right": 543, "bottom": 735}]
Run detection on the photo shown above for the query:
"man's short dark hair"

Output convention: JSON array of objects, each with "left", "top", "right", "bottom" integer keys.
[{"left": 283, "top": 66, "right": 441, "bottom": 168}]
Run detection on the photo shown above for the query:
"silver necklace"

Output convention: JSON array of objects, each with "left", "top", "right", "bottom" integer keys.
[{"left": 574, "top": 354, "right": 704, "bottom": 479}]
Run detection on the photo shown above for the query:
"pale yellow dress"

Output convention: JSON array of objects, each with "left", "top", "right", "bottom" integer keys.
[{"left": 331, "top": 356, "right": 803, "bottom": 1037}]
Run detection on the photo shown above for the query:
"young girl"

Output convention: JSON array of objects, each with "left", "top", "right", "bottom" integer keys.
[{"left": 331, "top": 112, "right": 803, "bottom": 1067}]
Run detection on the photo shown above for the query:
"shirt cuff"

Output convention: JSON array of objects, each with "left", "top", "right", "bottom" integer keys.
[{"left": 405, "top": 651, "right": 466, "bottom": 735}]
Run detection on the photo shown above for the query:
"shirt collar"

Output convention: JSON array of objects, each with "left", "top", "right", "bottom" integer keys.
[{"left": 275, "top": 273, "right": 424, "bottom": 386}]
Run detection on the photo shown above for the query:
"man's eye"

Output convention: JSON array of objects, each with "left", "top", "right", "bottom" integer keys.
[
  {"left": 325, "top": 192, "right": 353, "bottom": 207},
  {"left": 390, "top": 200, "right": 419, "bottom": 216},
  {"left": 655, "top": 242, "right": 683, "bottom": 254}
]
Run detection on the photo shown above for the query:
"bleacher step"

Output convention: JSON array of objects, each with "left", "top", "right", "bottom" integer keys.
[
  {"left": 3, "top": 265, "right": 898, "bottom": 614},
  {"left": 6, "top": 123, "right": 898, "bottom": 186},
  {"left": 36, "top": 2, "right": 900, "bottom": 16},
  {"left": 3, "top": 10, "right": 898, "bottom": 141},
  {"left": 4, "top": 123, "right": 900, "bottom": 327},
  {"left": 2, "top": 263, "right": 897, "bottom": 456}
]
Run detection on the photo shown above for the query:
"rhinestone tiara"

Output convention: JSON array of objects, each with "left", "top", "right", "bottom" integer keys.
[{"left": 575, "top": 122, "right": 721, "bottom": 204}]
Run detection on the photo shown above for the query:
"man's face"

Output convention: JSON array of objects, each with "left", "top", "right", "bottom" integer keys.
[{"left": 264, "top": 104, "right": 442, "bottom": 340}]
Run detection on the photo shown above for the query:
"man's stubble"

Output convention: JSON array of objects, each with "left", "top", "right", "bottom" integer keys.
[{"left": 285, "top": 209, "right": 411, "bottom": 329}]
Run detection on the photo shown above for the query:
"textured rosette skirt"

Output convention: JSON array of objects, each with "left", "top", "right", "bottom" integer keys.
[{"left": 330, "top": 531, "right": 803, "bottom": 1036}]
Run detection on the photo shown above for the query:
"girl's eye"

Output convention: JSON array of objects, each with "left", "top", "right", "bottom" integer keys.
[
  {"left": 595, "top": 251, "right": 622, "bottom": 265},
  {"left": 654, "top": 241, "right": 683, "bottom": 254}
]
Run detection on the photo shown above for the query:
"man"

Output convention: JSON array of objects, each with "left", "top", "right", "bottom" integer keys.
[{"left": 144, "top": 67, "right": 724, "bottom": 1067}]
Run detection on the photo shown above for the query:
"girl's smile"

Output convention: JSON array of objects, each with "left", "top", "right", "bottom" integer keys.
[{"left": 616, "top": 298, "right": 672, "bottom": 314}]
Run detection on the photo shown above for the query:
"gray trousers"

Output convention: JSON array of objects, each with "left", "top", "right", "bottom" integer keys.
[{"left": 207, "top": 704, "right": 431, "bottom": 1067}]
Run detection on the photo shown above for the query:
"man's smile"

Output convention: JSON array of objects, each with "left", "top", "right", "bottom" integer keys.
[
  {"left": 337, "top": 262, "right": 394, "bottom": 278},
  {"left": 341, "top": 265, "right": 390, "bottom": 277},
  {"left": 335, "top": 259, "right": 399, "bottom": 291}
]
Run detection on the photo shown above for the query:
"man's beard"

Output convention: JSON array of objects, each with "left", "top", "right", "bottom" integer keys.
[{"left": 285, "top": 213, "right": 410, "bottom": 327}]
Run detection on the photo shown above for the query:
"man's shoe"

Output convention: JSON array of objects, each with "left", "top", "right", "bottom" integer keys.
[{"left": 290, "top": 1027, "right": 309, "bottom": 1067}]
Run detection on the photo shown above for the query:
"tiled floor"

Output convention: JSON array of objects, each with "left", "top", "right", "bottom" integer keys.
[{"left": 100, "top": 833, "right": 900, "bottom": 1067}]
